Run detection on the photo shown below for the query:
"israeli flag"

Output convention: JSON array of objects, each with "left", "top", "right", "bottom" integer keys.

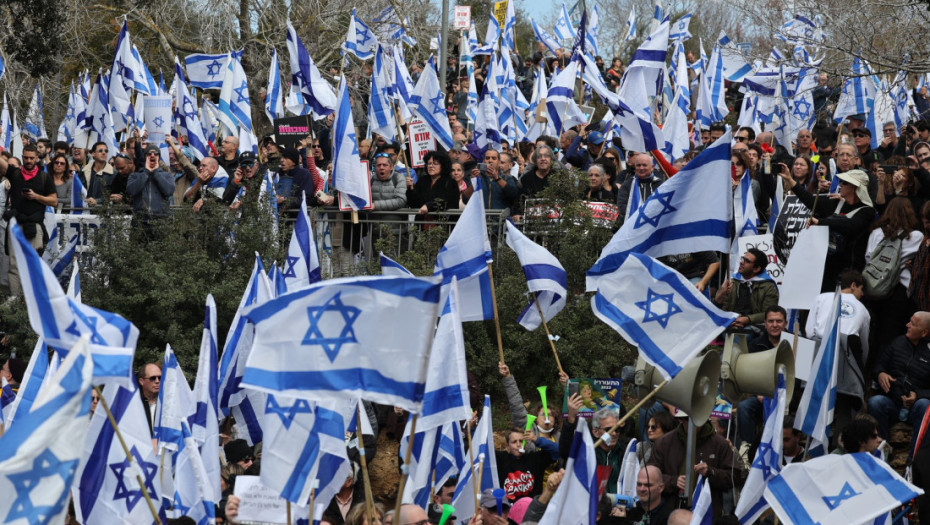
[
  {"left": 241, "top": 275, "right": 441, "bottom": 411},
  {"left": 0, "top": 378, "right": 14, "bottom": 425},
  {"left": 501, "top": 0, "right": 517, "bottom": 52},
  {"left": 2, "top": 339, "right": 49, "bottom": 431},
  {"left": 282, "top": 195, "right": 322, "bottom": 291},
  {"left": 452, "top": 395, "right": 499, "bottom": 519},
  {"left": 418, "top": 278, "right": 471, "bottom": 431},
  {"left": 380, "top": 252, "right": 413, "bottom": 276},
  {"left": 401, "top": 421, "right": 466, "bottom": 508},
  {"left": 10, "top": 220, "right": 138, "bottom": 384},
  {"left": 189, "top": 295, "right": 221, "bottom": 503},
  {"left": 1, "top": 95, "right": 13, "bottom": 151},
  {"left": 342, "top": 8, "right": 377, "bottom": 60},
  {"left": 735, "top": 370, "right": 787, "bottom": 524},
  {"left": 625, "top": 8, "right": 636, "bottom": 42},
  {"left": 553, "top": 4, "right": 573, "bottom": 42},
  {"left": 332, "top": 75, "right": 370, "bottom": 210},
  {"left": 265, "top": 48, "right": 284, "bottom": 123},
  {"left": 834, "top": 57, "right": 877, "bottom": 147},
  {"left": 154, "top": 345, "right": 194, "bottom": 453},
  {"left": 23, "top": 84, "right": 46, "bottom": 140},
  {"left": 794, "top": 286, "right": 841, "bottom": 446},
  {"left": 84, "top": 72, "right": 119, "bottom": 155},
  {"left": 765, "top": 453, "right": 921, "bottom": 525},
  {"left": 505, "top": 220, "right": 567, "bottom": 330},
  {"left": 217, "top": 256, "right": 272, "bottom": 422},
  {"left": 410, "top": 58, "right": 453, "bottom": 150},
  {"left": 670, "top": 13, "right": 692, "bottom": 42},
  {"left": 173, "top": 59, "right": 209, "bottom": 160},
  {"left": 777, "top": 14, "right": 825, "bottom": 46},
  {"left": 59, "top": 84, "right": 83, "bottom": 145},
  {"left": 461, "top": 29, "right": 479, "bottom": 125},
  {"left": 735, "top": 170, "right": 759, "bottom": 237},
  {"left": 531, "top": 19, "right": 561, "bottom": 54},
  {"left": 71, "top": 169, "right": 87, "bottom": 214},
  {"left": 480, "top": 11, "right": 501, "bottom": 55},
  {"left": 716, "top": 32, "right": 754, "bottom": 82},
  {"left": 0, "top": 336, "right": 94, "bottom": 525},
  {"left": 586, "top": 133, "right": 733, "bottom": 291},
  {"left": 0, "top": 49, "right": 4, "bottom": 81},
  {"left": 538, "top": 419, "right": 598, "bottom": 524},
  {"left": 184, "top": 53, "right": 228, "bottom": 90},
  {"left": 286, "top": 21, "right": 337, "bottom": 116},
  {"left": 591, "top": 254, "right": 737, "bottom": 380},
  {"left": 132, "top": 45, "right": 157, "bottom": 95},
  {"left": 109, "top": 21, "right": 143, "bottom": 117},
  {"left": 169, "top": 421, "right": 215, "bottom": 524},
  {"left": 262, "top": 397, "right": 348, "bottom": 506},
  {"left": 696, "top": 43, "right": 729, "bottom": 128},
  {"left": 218, "top": 50, "right": 252, "bottom": 135},
  {"left": 691, "top": 475, "right": 713, "bottom": 525},
  {"left": 474, "top": 80, "right": 501, "bottom": 152},
  {"left": 546, "top": 57, "right": 588, "bottom": 136},
  {"left": 73, "top": 382, "right": 164, "bottom": 525},
  {"left": 368, "top": 46, "right": 398, "bottom": 140},
  {"left": 434, "top": 178, "right": 494, "bottom": 322}
]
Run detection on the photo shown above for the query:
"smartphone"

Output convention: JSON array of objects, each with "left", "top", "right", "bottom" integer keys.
[
  {"left": 568, "top": 380, "right": 579, "bottom": 398},
  {"left": 477, "top": 162, "right": 488, "bottom": 173},
  {"left": 880, "top": 165, "right": 896, "bottom": 174}
]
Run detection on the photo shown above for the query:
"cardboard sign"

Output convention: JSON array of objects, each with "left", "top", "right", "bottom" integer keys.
[
  {"left": 783, "top": 333, "right": 816, "bottom": 382},
  {"left": 737, "top": 233, "right": 784, "bottom": 285},
  {"left": 143, "top": 95, "right": 173, "bottom": 145},
  {"left": 581, "top": 201, "right": 619, "bottom": 224},
  {"left": 562, "top": 378, "right": 622, "bottom": 419},
  {"left": 407, "top": 119, "right": 434, "bottom": 168},
  {"left": 453, "top": 6, "right": 471, "bottom": 30},
  {"left": 233, "top": 475, "right": 309, "bottom": 524},
  {"left": 779, "top": 225, "right": 828, "bottom": 309},
  {"left": 271, "top": 116, "right": 313, "bottom": 150},
  {"left": 337, "top": 160, "right": 374, "bottom": 211},
  {"left": 772, "top": 194, "right": 813, "bottom": 264}
]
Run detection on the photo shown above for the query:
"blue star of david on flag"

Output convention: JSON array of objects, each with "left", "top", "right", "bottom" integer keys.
[
  {"left": 822, "top": 482, "right": 860, "bottom": 510},
  {"left": 429, "top": 91, "right": 444, "bottom": 110},
  {"left": 751, "top": 442, "right": 777, "bottom": 479},
  {"left": 109, "top": 446, "right": 159, "bottom": 512},
  {"left": 152, "top": 116, "right": 165, "bottom": 129},
  {"left": 634, "top": 189, "right": 678, "bottom": 229},
  {"left": 6, "top": 449, "right": 79, "bottom": 522},
  {"left": 234, "top": 81, "right": 250, "bottom": 104},
  {"left": 302, "top": 292, "right": 361, "bottom": 362},
  {"left": 793, "top": 98, "right": 812, "bottom": 121},
  {"left": 206, "top": 59, "right": 223, "bottom": 77},
  {"left": 356, "top": 26, "right": 372, "bottom": 45},
  {"left": 265, "top": 397, "right": 313, "bottom": 429},
  {"left": 282, "top": 255, "right": 300, "bottom": 279},
  {"left": 635, "top": 288, "right": 682, "bottom": 328}
]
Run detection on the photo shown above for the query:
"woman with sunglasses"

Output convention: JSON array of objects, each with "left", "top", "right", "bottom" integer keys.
[
  {"left": 49, "top": 153, "right": 73, "bottom": 206},
  {"left": 405, "top": 150, "right": 459, "bottom": 218}
]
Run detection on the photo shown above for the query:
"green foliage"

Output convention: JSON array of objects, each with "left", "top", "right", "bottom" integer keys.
[{"left": 2, "top": 0, "right": 66, "bottom": 78}]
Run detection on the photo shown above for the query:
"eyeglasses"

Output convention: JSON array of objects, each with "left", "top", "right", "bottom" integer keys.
[
  {"left": 884, "top": 129, "right": 896, "bottom": 134},
  {"left": 53, "top": 161, "right": 66, "bottom": 166},
  {"left": 146, "top": 375, "right": 161, "bottom": 382},
  {"left": 240, "top": 455, "right": 254, "bottom": 463},
  {"left": 647, "top": 425, "right": 658, "bottom": 430},
  {"left": 374, "top": 153, "right": 391, "bottom": 158},
  {"left": 852, "top": 133, "right": 868, "bottom": 138},
  {"left": 241, "top": 162, "right": 256, "bottom": 168},
  {"left": 735, "top": 136, "right": 750, "bottom": 142},
  {"left": 740, "top": 256, "right": 755, "bottom": 264},
  {"left": 146, "top": 151, "right": 159, "bottom": 157},
  {"left": 96, "top": 149, "right": 108, "bottom": 154},
  {"left": 312, "top": 144, "right": 321, "bottom": 149}
]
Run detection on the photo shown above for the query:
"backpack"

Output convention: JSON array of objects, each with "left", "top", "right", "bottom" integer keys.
[{"left": 862, "top": 233, "right": 904, "bottom": 299}]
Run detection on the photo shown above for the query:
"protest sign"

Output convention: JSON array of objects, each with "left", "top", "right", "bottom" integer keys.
[
  {"left": 407, "top": 120, "right": 434, "bottom": 168},
  {"left": 143, "top": 95, "right": 172, "bottom": 145},
  {"left": 453, "top": 6, "right": 471, "bottom": 29},
  {"left": 772, "top": 194, "right": 812, "bottom": 263},
  {"left": 271, "top": 116, "right": 312, "bottom": 150},
  {"left": 738, "top": 233, "right": 783, "bottom": 285},
  {"left": 562, "top": 378, "right": 622, "bottom": 418},
  {"left": 233, "top": 476, "right": 310, "bottom": 524},
  {"left": 779, "top": 225, "right": 828, "bottom": 309}
]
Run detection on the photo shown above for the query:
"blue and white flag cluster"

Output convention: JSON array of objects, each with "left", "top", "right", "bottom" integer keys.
[
  {"left": 794, "top": 285, "right": 841, "bottom": 447},
  {"left": 505, "top": 220, "right": 567, "bottom": 330},
  {"left": 537, "top": 419, "right": 598, "bottom": 525}
]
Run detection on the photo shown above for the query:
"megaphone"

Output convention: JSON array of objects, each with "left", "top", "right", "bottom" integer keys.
[
  {"left": 633, "top": 350, "right": 721, "bottom": 426},
  {"left": 720, "top": 333, "right": 796, "bottom": 403}
]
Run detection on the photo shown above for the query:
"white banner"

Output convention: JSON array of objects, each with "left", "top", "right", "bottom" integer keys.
[{"left": 144, "top": 95, "right": 173, "bottom": 145}]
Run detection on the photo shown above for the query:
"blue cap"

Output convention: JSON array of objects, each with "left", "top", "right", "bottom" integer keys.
[{"left": 587, "top": 131, "right": 605, "bottom": 145}]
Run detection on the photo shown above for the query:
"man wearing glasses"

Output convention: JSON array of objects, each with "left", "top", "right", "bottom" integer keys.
[
  {"left": 877, "top": 122, "right": 899, "bottom": 160},
  {"left": 127, "top": 144, "right": 174, "bottom": 221},
  {"left": 735, "top": 127, "right": 755, "bottom": 144},
  {"left": 82, "top": 141, "right": 115, "bottom": 206},
  {"left": 218, "top": 135, "right": 241, "bottom": 175},
  {"left": 137, "top": 362, "right": 162, "bottom": 436}
]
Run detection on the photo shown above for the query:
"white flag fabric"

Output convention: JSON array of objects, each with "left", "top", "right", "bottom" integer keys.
[
  {"left": 241, "top": 275, "right": 441, "bottom": 411},
  {"left": 380, "top": 252, "right": 413, "bottom": 276},
  {"left": 690, "top": 475, "right": 713, "bottom": 525},
  {"left": 189, "top": 295, "right": 221, "bottom": 503},
  {"left": 342, "top": 8, "right": 378, "bottom": 60},
  {"left": 400, "top": 421, "right": 466, "bottom": 508},
  {"left": 418, "top": 278, "right": 471, "bottom": 431},
  {"left": 218, "top": 51, "right": 252, "bottom": 135},
  {"left": 73, "top": 382, "right": 163, "bottom": 525},
  {"left": 409, "top": 59, "right": 454, "bottom": 151},
  {"left": 332, "top": 75, "right": 370, "bottom": 210},
  {"left": 154, "top": 345, "right": 194, "bottom": 453},
  {"left": 794, "top": 285, "right": 841, "bottom": 445},
  {"left": 452, "top": 395, "right": 499, "bottom": 519},
  {"left": 735, "top": 370, "right": 787, "bottom": 524},
  {"left": 538, "top": 419, "right": 598, "bottom": 525},
  {"left": 764, "top": 453, "right": 921, "bottom": 525},
  {"left": 283, "top": 196, "right": 322, "bottom": 290},
  {"left": 505, "top": 220, "right": 567, "bottom": 330},
  {"left": 0, "top": 337, "right": 93, "bottom": 525},
  {"left": 265, "top": 48, "right": 284, "bottom": 123},
  {"left": 173, "top": 59, "right": 210, "bottom": 160},
  {"left": 591, "top": 253, "right": 736, "bottom": 379},
  {"left": 434, "top": 178, "right": 494, "bottom": 322},
  {"left": 10, "top": 220, "right": 138, "bottom": 384},
  {"left": 546, "top": 58, "right": 587, "bottom": 136},
  {"left": 286, "top": 21, "right": 337, "bottom": 116},
  {"left": 586, "top": 134, "right": 733, "bottom": 291},
  {"left": 184, "top": 53, "right": 228, "bottom": 90}
]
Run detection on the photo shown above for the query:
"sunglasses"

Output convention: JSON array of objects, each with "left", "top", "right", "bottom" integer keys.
[
  {"left": 53, "top": 161, "right": 67, "bottom": 166},
  {"left": 146, "top": 375, "right": 161, "bottom": 381},
  {"left": 241, "top": 162, "right": 256, "bottom": 168},
  {"left": 648, "top": 425, "right": 658, "bottom": 430},
  {"left": 735, "top": 136, "right": 749, "bottom": 142},
  {"left": 374, "top": 153, "right": 391, "bottom": 158}
]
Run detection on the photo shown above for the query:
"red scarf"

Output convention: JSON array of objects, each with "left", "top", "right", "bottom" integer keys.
[{"left": 21, "top": 165, "right": 38, "bottom": 181}]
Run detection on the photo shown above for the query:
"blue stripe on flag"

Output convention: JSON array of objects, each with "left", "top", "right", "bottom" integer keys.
[
  {"left": 245, "top": 368, "right": 425, "bottom": 401},
  {"left": 522, "top": 263, "right": 568, "bottom": 286},
  {"left": 767, "top": 474, "right": 816, "bottom": 524},
  {"left": 850, "top": 453, "right": 919, "bottom": 504},
  {"left": 593, "top": 293, "right": 681, "bottom": 376},
  {"left": 421, "top": 384, "right": 468, "bottom": 417}
]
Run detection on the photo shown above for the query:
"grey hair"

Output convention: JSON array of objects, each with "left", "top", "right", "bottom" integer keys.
[
  {"left": 588, "top": 164, "right": 606, "bottom": 177},
  {"left": 535, "top": 144, "right": 554, "bottom": 159},
  {"left": 592, "top": 407, "right": 620, "bottom": 429}
]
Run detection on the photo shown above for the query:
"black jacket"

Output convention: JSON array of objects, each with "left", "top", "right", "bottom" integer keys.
[{"left": 873, "top": 335, "right": 930, "bottom": 404}]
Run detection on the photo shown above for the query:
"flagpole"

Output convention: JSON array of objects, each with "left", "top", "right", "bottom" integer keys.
[
  {"left": 287, "top": 501, "right": 292, "bottom": 525},
  {"left": 464, "top": 419, "right": 481, "bottom": 509},
  {"left": 593, "top": 379, "right": 669, "bottom": 448},
  {"left": 356, "top": 404, "right": 378, "bottom": 524},
  {"left": 394, "top": 413, "right": 418, "bottom": 521},
  {"left": 307, "top": 487, "right": 316, "bottom": 524},
  {"left": 94, "top": 386, "right": 163, "bottom": 525},
  {"left": 487, "top": 263, "right": 506, "bottom": 364},
  {"left": 532, "top": 293, "right": 564, "bottom": 375}
]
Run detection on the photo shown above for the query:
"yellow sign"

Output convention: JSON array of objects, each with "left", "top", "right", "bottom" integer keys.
[{"left": 494, "top": 0, "right": 508, "bottom": 27}]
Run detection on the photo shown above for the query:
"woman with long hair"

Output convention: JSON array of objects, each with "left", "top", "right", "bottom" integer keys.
[
  {"left": 450, "top": 160, "right": 473, "bottom": 209},
  {"left": 866, "top": 196, "right": 924, "bottom": 353},
  {"left": 909, "top": 201, "right": 930, "bottom": 311},
  {"left": 49, "top": 153, "right": 73, "bottom": 206}
]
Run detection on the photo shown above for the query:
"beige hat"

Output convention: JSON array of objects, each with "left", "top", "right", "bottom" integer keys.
[{"left": 835, "top": 169, "right": 873, "bottom": 207}]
